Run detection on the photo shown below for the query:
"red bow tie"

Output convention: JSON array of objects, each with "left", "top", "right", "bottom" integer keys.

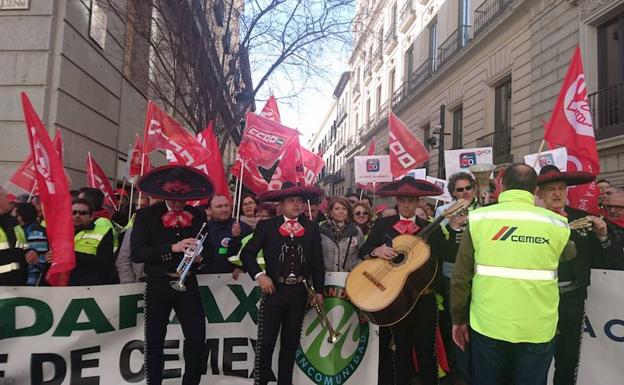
[
  {"left": 162, "top": 210, "right": 193, "bottom": 228},
  {"left": 279, "top": 219, "right": 305, "bottom": 238},
  {"left": 393, "top": 219, "right": 420, "bottom": 235}
]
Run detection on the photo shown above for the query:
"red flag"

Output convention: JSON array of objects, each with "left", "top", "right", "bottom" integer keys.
[
  {"left": 544, "top": 47, "right": 600, "bottom": 214},
  {"left": 9, "top": 129, "right": 64, "bottom": 193},
  {"left": 277, "top": 135, "right": 305, "bottom": 185},
  {"left": 260, "top": 95, "right": 281, "bottom": 122},
  {"left": 196, "top": 122, "right": 231, "bottom": 200},
  {"left": 230, "top": 158, "right": 270, "bottom": 195},
  {"left": 301, "top": 148, "right": 325, "bottom": 186},
  {"left": 129, "top": 134, "right": 150, "bottom": 177},
  {"left": 86, "top": 152, "right": 117, "bottom": 209},
  {"left": 367, "top": 137, "right": 377, "bottom": 155},
  {"left": 21, "top": 93, "right": 74, "bottom": 286},
  {"left": 238, "top": 112, "right": 299, "bottom": 168},
  {"left": 388, "top": 111, "right": 429, "bottom": 178}
]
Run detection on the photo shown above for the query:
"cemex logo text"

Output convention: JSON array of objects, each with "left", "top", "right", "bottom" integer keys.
[{"left": 491, "top": 226, "right": 550, "bottom": 244}]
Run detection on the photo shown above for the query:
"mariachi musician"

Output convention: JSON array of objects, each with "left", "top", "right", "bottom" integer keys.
[
  {"left": 240, "top": 181, "right": 325, "bottom": 385},
  {"left": 358, "top": 177, "right": 445, "bottom": 385},
  {"left": 131, "top": 165, "right": 213, "bottom": 385},
  {"left": 535, "top": 165, "right": 609, "bottom": 385}
]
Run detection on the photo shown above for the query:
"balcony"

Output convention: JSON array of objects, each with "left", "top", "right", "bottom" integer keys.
[
  {"left": 352, "top": 80, "right": 361, "bottom": 99},
  {"left": 384, "top": 25, "right": 398, "bottom": 54},
  {"left": 373, "top": 46, "right": 383, "bottom": 70},
  {"left": 474, "top": 0, "right": 514, "bottom": 37},
  {"left": 409, "top": 58, "right": 433, "bottom": 93},
  {"left": 364, "top": 61, "right": 373, "bottom": 84},
  {"left": 399, "top": 0, "right": 416, "bottom": 32},
  {"left": 333, "top": 169, "right": 345, "bottom": 182},
  {"left": 589, "top": 83, "right": 624, "bottom": 141},
  {"left": 437, "top": 25, "right": 471, "bottom": 69},
  {"left": 476, "top": 131, "right": 513, "bottom": 164}
]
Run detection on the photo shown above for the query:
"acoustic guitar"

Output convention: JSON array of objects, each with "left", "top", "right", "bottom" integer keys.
[{"left": 345, "top": 200, "right": 470, "bottom": 326}]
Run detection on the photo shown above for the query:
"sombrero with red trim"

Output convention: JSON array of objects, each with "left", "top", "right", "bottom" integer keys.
[
  {"left": 375, "top": 176, "right": 443, "bottom": 197},
  {"left": 138, "top": 165, "right": 214, "bottom": 201},
  {"left": 537, "top": 165, "right": 595, "bottom": 187},
  {"left": 258, "top": 181, "right": 323, "bottom": 202}
]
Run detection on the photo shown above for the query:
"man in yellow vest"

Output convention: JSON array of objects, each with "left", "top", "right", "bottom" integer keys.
[
  {"left": 451, "top": 163, "right": 576, "bottom": 385},
  {"left": 0, "top": 186, "right": 28, "bottom": 285}
]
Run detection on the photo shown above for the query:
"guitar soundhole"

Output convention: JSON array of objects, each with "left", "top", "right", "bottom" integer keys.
[{"left": 392, "top": 252, "right": 406, "bottom": 265}]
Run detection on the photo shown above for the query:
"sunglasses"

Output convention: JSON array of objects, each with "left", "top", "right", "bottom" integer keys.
[
  {"left": 455, "top": 185, "right": 473, "bottom": 193},
  {"left": 72, "top": 210, "right": 91, "bottom": 216},
  {"left": 354, "top": 211, "right": 369, "bottom": 216}
]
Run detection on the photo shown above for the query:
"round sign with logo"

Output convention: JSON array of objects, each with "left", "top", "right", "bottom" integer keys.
[{"left": 295, "top": 285, "right": 370, "bottom": 384}]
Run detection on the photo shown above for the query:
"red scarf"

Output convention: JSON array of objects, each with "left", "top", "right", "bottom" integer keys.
[
  {"left": 279, "top": 219, "right": 305, "bottom": 237},
  {"left": 393, "top": 219, "right": 420, "bottom": 235},
  {"left": 162, "top": 210, "right": 193, "bottom": 228}
]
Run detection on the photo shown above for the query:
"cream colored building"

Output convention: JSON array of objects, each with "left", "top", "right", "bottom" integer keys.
[{"left": 331, "top": 0, "right": 624, "bottom": 192}]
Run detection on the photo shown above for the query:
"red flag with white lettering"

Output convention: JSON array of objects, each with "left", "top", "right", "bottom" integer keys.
[
  {"left": 544, "top": 47, "right": 600, "bottom": 214},
  {"left": 260, "top": 95, "right": 281, "bottom": 122},
  {"left": 238, "top": 112, "right": 299, "bottom": 169},
  {"left": 388, "top": 111, "right": 429, "bottom": 178},
  {"left": 196, "top": 122, "right": 231, "bottom": 200},
  {"left": 301, "top": 147, "right": 325, "bottom": 186},
  {"left": 10, "top": 129, "right": 64, "bottom": 193},
  {"left": 21, "top": 92, "right": 74, "bottom": 286},
  {"left": 277, "top": 135, "right": 305, "bottom": 185},
  {"left": 86, "top": 152, "right": 117, "bottom": 209},
  {"left": 129, "top": 134, "right": 150, "bottom": 177}
]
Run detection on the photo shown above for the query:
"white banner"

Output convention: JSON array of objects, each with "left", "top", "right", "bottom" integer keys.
[
  {"left": 354, "top": 156, "right": 392, "bottom": 184},
  {"left": 425, "top": 176, "right": 452, "bottom": 202},
  {"left": 399, "top": 168, "right": 427, "bottom": 180},
  {"left": 524, "top": 148, "right": 568, "bottom": 173},
  {"left": 444, "top": 147, "right": 493, "bottom": 177},
  {"left": 0, "top": 273, "right": 378, "bottom": 385}
]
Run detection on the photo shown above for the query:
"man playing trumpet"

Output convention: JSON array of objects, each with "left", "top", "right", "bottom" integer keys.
[
  {"left": 131, "top": 165, "right": 214, "bottom": 385},
  {"left": 535, "top": 165, "right": 609, "bottom": 385}
]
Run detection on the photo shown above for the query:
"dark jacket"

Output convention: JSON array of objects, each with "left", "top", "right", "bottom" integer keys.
[
  {"left": 69, "top": 222, "right": 116, "bottom": 286},
  {"left": 593, "top": 218, "right": 624, "bottom": 270},
  {"left": 130, "top": 202, "right": 209, "bottom": 279},
  {"left": 199, "top": 218, "right": 252, "bottom": 274},
  {"left": 240, "top": 216, "right": 325, "bottom": 292},
  {"left": 0, "top": 214, "right": 26, "bottom": 286}
]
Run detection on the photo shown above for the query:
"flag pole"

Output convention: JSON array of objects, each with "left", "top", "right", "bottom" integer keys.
[
  {"left": 27, "top": 181, "right": 37, "bottom": 203},
  {"left": 87, "top": 152, "right": 96, "bottom": 186},
  {"left": 2, "top": 181, "right": 9, "bottom": 189},
  {"left": 117, "top": 177, "right": 126, "bottom": 211},
  {"left": 137, "top": 150, "right": 147, "bottom": 209},
  {"left": 307, "top": 199, "right": 313, "bottom": 220},
  {"left": 128, "top": 177, "right": 135, "bottom": 219},
  {"left": 359, "top": 188, "right": 364, "bottom": 202},
  {"left": 533, "top": 139, "right": 547, "bottom": 169},
  {"left": 235, "top": 161, "right": 245, "bottom": 222}
]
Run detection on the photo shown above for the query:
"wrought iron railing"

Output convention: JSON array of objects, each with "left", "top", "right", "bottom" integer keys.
[
  {"left": 476, "top": 131, "right": 513, "bottom": 164},
  {"left": 437, "top": 25, "right": 471, "bottom": 68},
  {"left": 589, "top": 83, "right": 624, "bottom": 140},
  {"left": 384, "top": 24, "right": 397, "bottom": 46},
  {"left": 474, "top": 0, "right": 514, "bottom": 37},
  {"left": 409, "top": 58, "right": 433, "bottom": 92}
]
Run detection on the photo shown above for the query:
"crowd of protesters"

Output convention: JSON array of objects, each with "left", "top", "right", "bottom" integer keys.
[{"left": 1, "top": 170, "right": 623, "bottom": 385}]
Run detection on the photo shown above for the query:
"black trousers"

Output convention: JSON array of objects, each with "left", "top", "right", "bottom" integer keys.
[
  {"left": 255, "top": 283, "right": 308, "bottom": 385},
  {"left": 442, "top": 276, "right": 470, "bottom": 383},
  {"left": 144, "top": 276, "right": 206, "bottom": 385},
  {"left": 390, "top": 292, "right": 439, "bottom": 385},
  {"left": 553, "top": 289, "right": 586, "bottom": 385}
]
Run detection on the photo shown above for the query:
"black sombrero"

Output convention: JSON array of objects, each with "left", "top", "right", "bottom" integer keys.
[
  {"left": 137, "top": 165, "right": 214, "bottom": 201},
  {"left": 537, "top": 165, "right": 595, "bottom": 187},
  {"left": 375, "top": 176, "right": 443, "bottom": 197},
  {"left": 258, "top": 181, "right": 323, "bottom": 202}
]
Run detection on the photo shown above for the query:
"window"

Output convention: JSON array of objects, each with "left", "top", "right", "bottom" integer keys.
[
  {"left": 405, "top": 45, "right": 414, "bottom": 81},
  {"left": 89, "top": 0, "right": 107, "bottom": 49},
  {"left": 428, "top": 18, "right": 438, "bottom": 71},
  {"left": 389, "top": 69, "right": 396, "bottom": 101},
  {"left": 376, "top": 85, "right": 382, "bottom": 114},
  {"left": 391, "top": 3, "right": 397, "bottom": 29},
  {"left": 366, "top": 99, "right": 371, "bottom": 121},
  {"left": 494, "top": 78, "right": 512, "bottom": 163},
  {"left": 458, "top": 0, "right": 470, "bottom": 46},
  {"left": 452, "top": 106, "right": 463, "bottom": 149}
]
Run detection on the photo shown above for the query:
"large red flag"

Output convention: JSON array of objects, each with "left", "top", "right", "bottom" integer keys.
[
  {"left": 230, "top": 157, "right": 270, "bottom": 195},
  {"left": 388, "top": 111, "right": 429, "bottom": 178},
  {"left": 238, "top": 112, "right": 299, "bottom": 168},
  {"left": 142, "top": 101, "right": 212, "bottom": 176},
  {"left": 86, "top": 152, "right": 117, "bottom": 209},
  {"left": 9, "top": 129, "right": 64, "bottom": 193},
  {"left": 21, "top": 93, "right": 74, "bottom": 286},
  {"left": 301, "top": 148, "right": 325, "bottom": 186},
  {"left": 260, "top": 95, "right": 281, "bottom": 122},
  {"left": 544, "top": 47, "right": 600, "bottom": 214},
  {"left": 196, "top": 122, "right": 231, "bottom": 200},
  {"left": 277, "top": 135, "right": 305, "bottom": 185}
]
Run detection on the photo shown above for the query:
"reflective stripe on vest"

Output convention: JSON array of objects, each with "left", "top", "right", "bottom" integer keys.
[
  {"left": 74, "top": 227, "right": 109, "bottom": 255},
  {"left": 468, "top": 189, "right": 569, "bottom": 344},
  {"left": 475, "top": 264, "right": 557, "bottom": 281}
]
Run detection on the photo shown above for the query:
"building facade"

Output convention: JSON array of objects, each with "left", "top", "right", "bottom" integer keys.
[{"left": 324, "top": 0, "right": 624, "bottom": 192}]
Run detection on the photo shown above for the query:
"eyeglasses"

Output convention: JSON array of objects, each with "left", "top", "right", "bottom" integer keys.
[
  {"left": 354, "top": 211, "right": 369, "bottom": 216},
  {"left": 604, "top": 205, "right": 624, "bottom": 211},
  {"left": 455, "top": 185, "right": 473, "bottom": 193},
  {"left": 72, "top": 210, "right": 90, "bottom": 216}
]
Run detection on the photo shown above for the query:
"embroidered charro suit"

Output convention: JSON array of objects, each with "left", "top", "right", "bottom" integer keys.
[{"left": 241, "top": 215, "right": 325, "bottom": 385}]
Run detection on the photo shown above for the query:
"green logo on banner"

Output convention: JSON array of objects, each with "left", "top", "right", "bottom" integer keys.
[{"left": 295, "top": 285, "right": 369, "bottom": 384}]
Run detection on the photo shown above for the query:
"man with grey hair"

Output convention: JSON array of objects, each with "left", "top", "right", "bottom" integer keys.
[{"left": 0, "top": 186, "right": 28, "bottom": 285}]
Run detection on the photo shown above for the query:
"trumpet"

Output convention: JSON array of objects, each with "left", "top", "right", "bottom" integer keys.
[
  {"left": 170, "top": 223, "right": 208, "bottom": 292},
  {"left": 568, "top": 217, "right": 593, "bottom": 236},
  {"left": 304, "top": 280, "right": 341, "bottom": 343},
  {"left": 469, "top": 164, "right": 496, "bottom": 206}
]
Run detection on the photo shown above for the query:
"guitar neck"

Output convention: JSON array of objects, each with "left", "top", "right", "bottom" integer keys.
[{"left": 418, "top": 214, "right": 448, "bottom": 240}]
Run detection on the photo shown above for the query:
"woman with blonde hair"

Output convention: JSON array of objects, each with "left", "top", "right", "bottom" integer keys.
[
  {"left": 320, "top": 197, "right": 364, "bottom": 272},
  {"left": 352, "top": 201, "right": 373, "bottom": 238}
]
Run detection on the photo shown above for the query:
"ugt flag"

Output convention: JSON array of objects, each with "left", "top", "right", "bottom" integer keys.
[{"left": 544, "top": 47, "right": 600, "bottom": 214}]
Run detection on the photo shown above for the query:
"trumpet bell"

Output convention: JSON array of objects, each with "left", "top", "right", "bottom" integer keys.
[{"left": 169, "top": 280, "right": 187, "bottom": 292}]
